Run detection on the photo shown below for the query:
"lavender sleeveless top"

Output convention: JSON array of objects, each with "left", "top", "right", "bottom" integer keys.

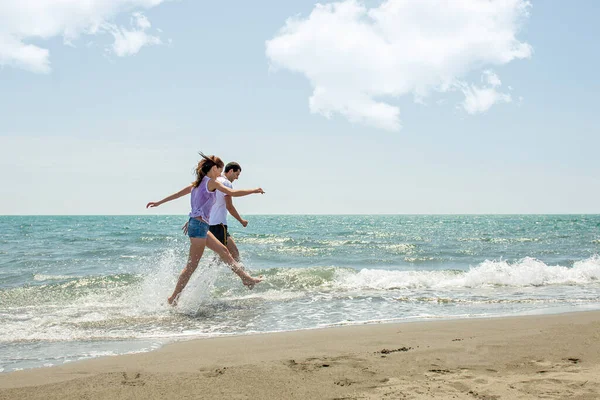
[{"left": 189, "top": 176, "right": 216, "bottom": 221}]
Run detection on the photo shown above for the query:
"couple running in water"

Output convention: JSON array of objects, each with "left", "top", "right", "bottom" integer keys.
[{"left": 146, "top": 153, "right": 264, "bottom": 305}]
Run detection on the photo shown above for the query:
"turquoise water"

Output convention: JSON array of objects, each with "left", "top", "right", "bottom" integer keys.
[{"left": 1, "top": 215, "right": 600, "bottom": 372}]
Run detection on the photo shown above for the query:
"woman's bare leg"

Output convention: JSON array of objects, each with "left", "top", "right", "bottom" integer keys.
[
  {"left": 206, "top": 232, "right": 262, "bottom": 288},
  {"left": 168, "top": 237, "right": 206, "bottom": 305}
]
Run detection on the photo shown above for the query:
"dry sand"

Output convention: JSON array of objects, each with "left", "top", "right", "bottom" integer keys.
[{"left": 1, "top": 311, "right": 599, "bottom": 399}]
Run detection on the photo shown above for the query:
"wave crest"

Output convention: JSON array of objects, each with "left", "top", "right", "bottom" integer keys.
[{"left": 333, "top": 256, "right": 600, "bottom": 290}]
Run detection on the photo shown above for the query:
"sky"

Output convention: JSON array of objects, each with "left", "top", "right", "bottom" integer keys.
[{"left": 0, "top": 0, "right": 599, "bottom": 215}]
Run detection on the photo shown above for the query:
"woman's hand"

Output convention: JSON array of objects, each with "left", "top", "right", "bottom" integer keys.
[
  {"left": 182, "top": 221, "right": 189, "bottom": 235},
  {"left": 146, "top": 186, "right": 193, "bottom": 209},
  {"left": 254, "top": 188, "right": 265, "bottom": 194}
]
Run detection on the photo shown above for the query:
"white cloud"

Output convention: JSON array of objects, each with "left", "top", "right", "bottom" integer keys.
[
  {"left": 456, "top": 69, "right": 512, "bottom": 114},
  {"left": 483, "top": 70, "right": 502, "bottom": 88},
  {"left": 0, "top": 0, "right": 168, "bottom": 73},
  {"left": 460, "top": 76, "right": 512, "bottom": 115},
  {"left": 0, "top": 34, "right": 50, "bottom": 73},
  {"left": 107, "top": 12, "right": 161, "bottom": 57},
  {"left": 266, "top": 0, "right": 532, "bottom": 131}
]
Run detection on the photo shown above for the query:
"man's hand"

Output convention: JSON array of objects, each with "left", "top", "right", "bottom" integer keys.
[
  {"left": 182, "top": 221, "right": 189, "bottom": 235},
  {"left": 240, "top": 219, "right": 248, "bottom": 228}
]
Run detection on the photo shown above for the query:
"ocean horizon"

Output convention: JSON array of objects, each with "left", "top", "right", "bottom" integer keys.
[{"left": 2, "top": 213, "right": 599, "bottom": 216}]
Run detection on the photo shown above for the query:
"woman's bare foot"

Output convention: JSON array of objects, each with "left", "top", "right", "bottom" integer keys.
[
  {"left": 242, "top": 275, "right": 263, "bottom": 290},
  {"left": 167, "top": 293, "right": 180, "bottom": 306}
]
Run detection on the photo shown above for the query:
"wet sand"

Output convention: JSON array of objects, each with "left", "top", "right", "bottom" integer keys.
[{"left": 1, "top": 311, "right": 599, "bottom": 399}]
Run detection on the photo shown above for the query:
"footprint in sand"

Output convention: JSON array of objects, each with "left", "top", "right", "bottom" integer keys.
[
  {"left": 334, "top": 378, "right": 354, "bottom": 387},
  {"left": 377, "top": 347, "right": 412, "bottom": 355},
  {"left": 286, "top": 359, "right": 331, "bottom": 372},
  {"left": 121, "top": 372, "right": 145, "bottom": 386},
  {"left": 428, "top": 368, "right": 451, "bottom": 374},
  {"left": 203, "top": 367, "right": 227, "bottom": 377}
]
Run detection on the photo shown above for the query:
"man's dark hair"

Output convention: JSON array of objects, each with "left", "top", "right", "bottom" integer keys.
[{"left": 224, "top": 162, "right": 242, "bottom": 173}]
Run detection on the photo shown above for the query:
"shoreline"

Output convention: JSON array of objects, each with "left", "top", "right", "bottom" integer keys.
[
  {"left": 2, "top": 310, "right": 599, "bottom": 399},
  {"left": 4, "top": 306, "right": 596, "bottom": 374}
]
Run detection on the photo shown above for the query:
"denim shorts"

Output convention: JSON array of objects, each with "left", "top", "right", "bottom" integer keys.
[{"left": 187, "top": 218, "right": 209, "bottom": 239}]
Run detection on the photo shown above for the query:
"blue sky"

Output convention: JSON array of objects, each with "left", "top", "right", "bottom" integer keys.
[{"left": 1, "top": 0, "right": 599, "bottom": 215}]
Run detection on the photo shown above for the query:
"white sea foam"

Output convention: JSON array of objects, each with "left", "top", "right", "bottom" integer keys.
[
  {"left": 4, "top": 252, "right": 600, "bottom": 361},
  {"left": 272, "top": 245, "right": 323, "bottom": 256},
  {"left": 33, "top": 274, "right": 77, "bottom": 281},
  {"left": 237, "top": 236, "right": 290, "bottom": 245},
  {"left": 334, "top": 256, "right": 600, "bottom": 290},
  {"left": 175, "top": 262, "right": 222, "bottom": 314},
  {"left": 220, "top": 289, "right": 307, "bottom": 302},
  {"left": 133, "top": 247, "right": 183, "bottom": 313}
]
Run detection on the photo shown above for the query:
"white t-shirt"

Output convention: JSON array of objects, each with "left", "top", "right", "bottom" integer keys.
[{"left": 208, "top": 175, "right": 232, "bottom": 225}]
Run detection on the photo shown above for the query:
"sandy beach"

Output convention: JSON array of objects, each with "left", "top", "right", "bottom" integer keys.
[{"left": 1, "top": 311, "right": 599, "bottom": 399}]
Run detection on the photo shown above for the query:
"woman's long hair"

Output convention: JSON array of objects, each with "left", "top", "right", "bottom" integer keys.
[{"left": 192, "top": 152, "right": 224, "bottom": 188}]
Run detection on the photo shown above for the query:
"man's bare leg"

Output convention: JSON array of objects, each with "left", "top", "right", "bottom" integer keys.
[
  {"left": 206, "top": 232, "right": 262, "bottom": 288},
  {"left": 226, "top": 236, "right": 241, "bottom": 262}
]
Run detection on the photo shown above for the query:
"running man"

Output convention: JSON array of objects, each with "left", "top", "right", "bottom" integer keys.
[{"left": 208, "top": 162, "right": 248, "bottom": 261}]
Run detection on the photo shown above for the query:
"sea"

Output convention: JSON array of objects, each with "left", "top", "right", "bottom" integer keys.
[{"left": 1, "top": 215, "right": 599, "bottom": 372}]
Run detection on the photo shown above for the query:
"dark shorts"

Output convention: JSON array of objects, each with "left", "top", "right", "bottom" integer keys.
[{"left": 209, "top": 224, "right": 230, "bottom": 245}]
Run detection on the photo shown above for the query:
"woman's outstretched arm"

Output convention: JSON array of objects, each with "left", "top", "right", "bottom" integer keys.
[
  {"left": 146, "top": 185, "right": 193, "bottom": 208},
  {"left": 210, "top": 179, "right": 264, "bottom": 197}
]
